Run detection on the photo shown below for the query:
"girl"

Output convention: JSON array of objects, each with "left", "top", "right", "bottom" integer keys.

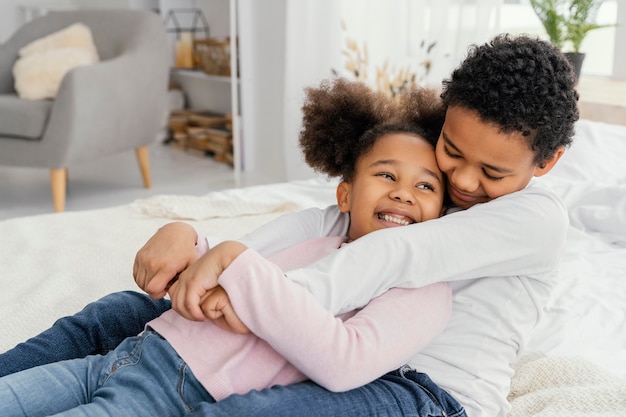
[{"left": 0, "top": 80, "right": 457, "bottom": 416}]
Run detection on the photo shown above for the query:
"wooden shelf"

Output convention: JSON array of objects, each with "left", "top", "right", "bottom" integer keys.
[{"left": 170, "top": 68, "right": 239, "bottom": 84}]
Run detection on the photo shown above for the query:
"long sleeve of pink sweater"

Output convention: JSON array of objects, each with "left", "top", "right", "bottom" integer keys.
[
  {"left": 219, "top": 239, "right": 452, "bottom": 392},
  {"left": 151, "top": 237, "right": 450, "bottom": 399}
]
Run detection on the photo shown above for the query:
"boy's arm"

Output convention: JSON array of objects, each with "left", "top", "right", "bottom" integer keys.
[
  {"left": 237, "top": 206, "right": 349, "bottom": 256},
  {"left": 285, "top": 185, "right": 570, "bottom": 315},
  {"left": 133, "top": 222, "right": 200, "bottom": 299},
  {"left": 134, "top": 206, "right": 348, "bottom": 299},
  {"left": 218, "top": 249, "right": 452, "bottom": 392}
]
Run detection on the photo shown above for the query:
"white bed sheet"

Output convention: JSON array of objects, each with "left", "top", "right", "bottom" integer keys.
[
  {"left": 0, "top": 119, "right": 625, "bottom": 413},
  {"left": 524, "top": 119, "right": 626, "bottom": 378}
]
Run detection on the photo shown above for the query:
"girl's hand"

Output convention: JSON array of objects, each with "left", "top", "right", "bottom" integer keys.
[
  {"left": 133, "top": 222, "right": 199, "bottom": 299},
  {"left": 168, "top": 240, "right": 248, "bottom": 321},
  {"left": 200, "top": 286, "right": 250, "bottom": 334}
]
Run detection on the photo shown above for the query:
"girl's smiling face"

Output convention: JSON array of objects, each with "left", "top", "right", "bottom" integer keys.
[
  {"left": 336, "top": 133, "right": 445, "bottom": 242},
  {"left": 436, "top": 106, "right": 563, "bottom": 209}
]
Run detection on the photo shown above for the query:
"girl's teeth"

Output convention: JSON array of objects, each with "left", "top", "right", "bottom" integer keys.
[{"left": 379, "top": 214, "right": 409, "bottom": 225}]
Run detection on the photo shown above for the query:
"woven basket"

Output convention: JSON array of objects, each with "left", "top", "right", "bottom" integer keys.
[{"left": 194, "top": 38, "right": 231, "bottom": 76}]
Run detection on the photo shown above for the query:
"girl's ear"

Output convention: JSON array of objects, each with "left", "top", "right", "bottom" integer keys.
[
  {"left": 336, "top": 181, "right": 351, "bottom": 213},
  {"left": 534, "top": 146, "right": 565, "bottom": 177}
]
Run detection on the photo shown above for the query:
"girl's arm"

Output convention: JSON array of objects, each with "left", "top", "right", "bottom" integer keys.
[
  {"left": 218, "top": 248, "right": 452, "bottom": 392},
  {"left": 284, "top": 184, "right": 570, "bottom": 315}
]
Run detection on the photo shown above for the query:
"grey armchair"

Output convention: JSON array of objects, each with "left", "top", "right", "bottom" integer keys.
[{"left": 0, "top": 9, "right": 169, "bottom": 212}]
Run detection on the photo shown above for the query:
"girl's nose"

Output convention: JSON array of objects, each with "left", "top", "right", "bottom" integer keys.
[{"left": 390, "top": 185, "right": 414, "bottom": 204}]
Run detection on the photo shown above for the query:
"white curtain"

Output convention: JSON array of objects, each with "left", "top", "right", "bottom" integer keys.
[{"left": 280, "top": 0, "right": 504, "bottom": 180}]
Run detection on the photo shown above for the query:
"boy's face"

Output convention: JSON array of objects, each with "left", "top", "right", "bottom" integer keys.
[
  {"left": 436, "top": 106, "right": 563, "bottom": 209},
  {"left": 336, "top": 133, "right": 445, "bottom": 242}
]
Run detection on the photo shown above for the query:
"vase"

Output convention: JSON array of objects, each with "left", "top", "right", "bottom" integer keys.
[{"left": 564, "top": 52, "right": 585, "bottom": 85}]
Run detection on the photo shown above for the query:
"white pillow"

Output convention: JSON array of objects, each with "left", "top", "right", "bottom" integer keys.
[{"left": 13, "top": 23, "right": 99, "bottom": 100}]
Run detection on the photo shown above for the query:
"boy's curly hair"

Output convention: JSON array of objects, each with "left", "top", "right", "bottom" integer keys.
[
  {"left": 441, "top": 34, "right": 579, "bottom": 166},
  {"left": 299, "top": 77, "right": 445, "bottom": 182}
]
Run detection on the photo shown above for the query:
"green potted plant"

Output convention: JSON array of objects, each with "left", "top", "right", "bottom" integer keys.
[{"left": 530, "top": 0, "right": 614, "bottom": 82}]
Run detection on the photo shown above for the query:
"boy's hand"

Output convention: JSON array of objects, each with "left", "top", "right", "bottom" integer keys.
[
  {"left": 200, "top": 286, "right": 250, "bottom": 334},
  {"left": 133, "top": 222, "right": 199, "bottom": 300},
  {"left": 168, "top": 240, "right": 247, "bottom": 321}
]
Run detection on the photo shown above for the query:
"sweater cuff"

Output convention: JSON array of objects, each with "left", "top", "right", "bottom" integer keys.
[
  {"left": 195, "top": 233, "right": 209, "bottom": 257},
  {"left": 217, "top": 248, "right": 265, "bottom": 287}
]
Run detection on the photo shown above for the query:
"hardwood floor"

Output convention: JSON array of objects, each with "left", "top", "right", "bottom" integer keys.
[{"left": 0, "top": 142, "right": 264, "bottom": 221}]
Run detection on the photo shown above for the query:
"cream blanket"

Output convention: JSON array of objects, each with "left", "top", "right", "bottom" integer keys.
[
  {"left": 508, "top": 353, "right": 626, "bottom": 416},
  {"left": 0, "top": 195, "right": 299, "bottom": 353}
]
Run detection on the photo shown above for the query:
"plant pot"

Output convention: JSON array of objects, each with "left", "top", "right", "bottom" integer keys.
[{"left": 564, "top": 52, "right": 585, "bottom": 85}]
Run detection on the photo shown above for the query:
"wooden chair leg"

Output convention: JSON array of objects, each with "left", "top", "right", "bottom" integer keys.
[
  {"left": 50, "top": 168, "right": 67, "bottom": 212},
  {"left": 135, "top": 146, "right": 152, "bottom": 188}
]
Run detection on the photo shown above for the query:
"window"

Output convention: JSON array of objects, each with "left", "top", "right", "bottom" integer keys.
[{"left": 501, "top": 0, "right": 619, "bottom": 77}]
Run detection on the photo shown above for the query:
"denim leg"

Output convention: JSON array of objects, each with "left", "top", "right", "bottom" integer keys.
[
  {"left": 191, "top": 366, "right": 466, "bottom": 417},
  {"left": 0, "top": 331, "right": 213, "bottom": 417},
  {"left": 0, "top": 291, "right": 170, "bottom": 377}
]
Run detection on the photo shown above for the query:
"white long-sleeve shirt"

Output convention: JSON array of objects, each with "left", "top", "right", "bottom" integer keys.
[{"left": 236, "top": 182, "right": 569, "bottom": 417}]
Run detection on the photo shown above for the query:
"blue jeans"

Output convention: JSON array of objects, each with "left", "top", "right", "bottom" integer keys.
[
  {"left": 194, "top": 366, "right": 466, "bottom": 417},
  {"left": 0, "top": 291, "right": 466, "bottom": 417},
  {"left": 0, "top": 330, "right": 214, "bottom": 416},
  {"left": 0, "top": 291, "right": 170, "bottom": 377}
]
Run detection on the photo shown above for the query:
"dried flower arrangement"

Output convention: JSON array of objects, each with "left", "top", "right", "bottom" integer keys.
[{"left": 332, "top": 21, "right": 436, "bottom": 98}]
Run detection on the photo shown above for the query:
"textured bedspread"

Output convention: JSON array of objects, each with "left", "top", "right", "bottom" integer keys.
[{"left": 508, "top": 353, "right": 626, "bottom": 416}]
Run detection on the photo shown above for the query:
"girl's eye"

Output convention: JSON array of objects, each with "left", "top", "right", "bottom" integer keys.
[
  {"left": 444, "top": 146, "right": 461, "bottom": 159},
  {"left": 377, "top": 172, "right": 395, "bottom": 181},
  {"left": 416, "top": 183, "right": 435, "bottom": 192},
  {"left": 483, "top": 170, "right": 504, "bottom": 181}
]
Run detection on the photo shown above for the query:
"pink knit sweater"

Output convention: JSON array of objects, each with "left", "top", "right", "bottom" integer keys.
[{"left": 148, "top": 236, "right": 451, "bottom": 400}]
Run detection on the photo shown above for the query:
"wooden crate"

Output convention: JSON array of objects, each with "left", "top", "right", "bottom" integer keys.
[
  {"left": 194, "top": 38, "right": 232, "bottom": 76},
  {"left": 166, "top": 110, "right": 234, "bottom": 165}
]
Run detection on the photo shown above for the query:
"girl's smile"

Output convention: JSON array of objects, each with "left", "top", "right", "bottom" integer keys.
[{"left": 376, "top": 210, "right": 416, "bottom": 227}]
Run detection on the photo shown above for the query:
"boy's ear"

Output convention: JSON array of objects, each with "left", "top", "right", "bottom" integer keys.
[
  {"left": 336, "top": 181, "right": 351, "bottom": 213},
  {"left": 533, "top": 146, "right": 565, "bottom": 177}
]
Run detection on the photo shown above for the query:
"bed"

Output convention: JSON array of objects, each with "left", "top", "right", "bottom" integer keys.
[{"left": 1, "top": 118, "right": 625, "bottom": 415}]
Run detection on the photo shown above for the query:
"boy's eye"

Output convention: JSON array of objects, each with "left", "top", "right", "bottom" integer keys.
[
  {"left": 444, "top": 145, "right": 461, "bottom": 159},
  {"left": 483, "top": 170, "right": 504, "bottom": 181}
]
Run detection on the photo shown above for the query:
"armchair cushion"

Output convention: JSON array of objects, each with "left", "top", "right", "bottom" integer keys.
[
  {"left": 13, "top": 47, "right": 97, "bottom": 100},
  {"left": 13, "top": 23, "right": 99, "bottom": 100},
  {"left": 18, "top": 23, "right": 99, "bottom": 60},
  {"left": 0, "top": 95, "right": 51, "bottom": 139}
]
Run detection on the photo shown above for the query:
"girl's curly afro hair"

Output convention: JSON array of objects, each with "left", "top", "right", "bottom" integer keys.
[
  {"left": 441, "top": 34, "right": 579, "bottom": 166},
  {"left": 299, "top": 77, "right": 445, "bottom": 182}
]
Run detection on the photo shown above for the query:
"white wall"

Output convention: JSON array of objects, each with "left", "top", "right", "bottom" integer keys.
[
  {"left": 613, "top": 0, "right": 626, "bottom": 79},
  {"left": 237, "top": 0, "right": 288, "bottom": 181}
]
